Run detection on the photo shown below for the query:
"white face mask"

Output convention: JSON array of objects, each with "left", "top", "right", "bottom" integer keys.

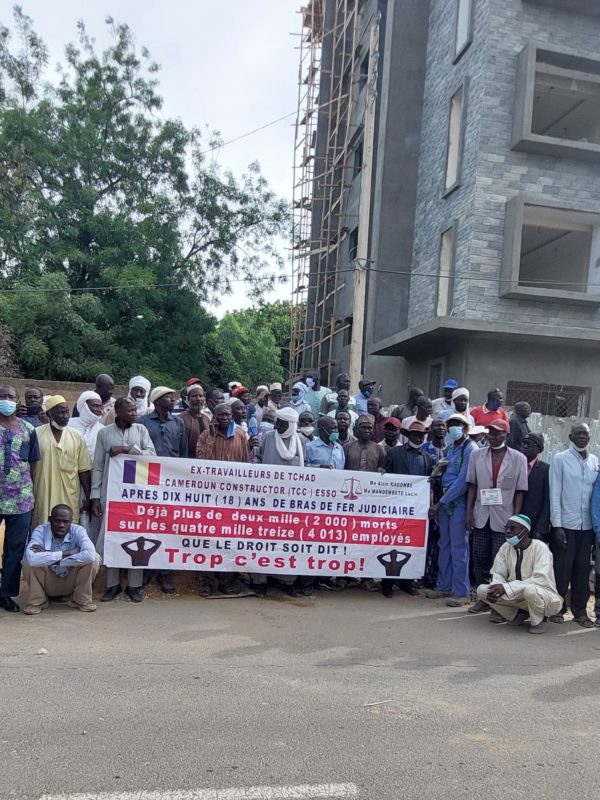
[
  {"left": 490, "top": 444, "right": 506, "bottom": 450},
  {"left": 408, "top": 440, "right": 423, "bottom": 450},
  {"left": 573, "top": 444, "right": 588, "bottom": 452},
  {"left": 299, "top": 425, "right": 314, "bottom": 436},
  {"left": 50, "top": 418, "right": 68, "bottom": 430}
]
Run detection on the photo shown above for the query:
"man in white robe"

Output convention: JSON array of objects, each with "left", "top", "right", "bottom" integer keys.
[{"left": 476, "top": 514, "right": 562, "bottom": 634}]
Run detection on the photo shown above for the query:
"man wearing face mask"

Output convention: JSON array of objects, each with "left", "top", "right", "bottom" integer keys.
[
  {"left": 471, "top": 389, "right": 509, "bottom": 427},
  {"left": 305, "top": 416, "right": 345, "bottom": 469},
  {"left": 32, "top": 395, "right": 92, "bottom": 531},
  {"left": 353, "top": 379, "right": 377, "bottom": 415},
  {"left": 303, "top": 371, "right": 330, "bottom": 419},
  {"left": 476, "top": 515, "right": 562, "bottom": 634},
  {"left": 549, "top": 422, "right": 598, "bottom": 628},
  {"left": 466, "top": 418, "right": 528, "bottom": 615},
  {"left": 297, "top": 410, "right": 315, "bottom": 445},
  {"left": 427, "top": 413, "right": 477, "bottom": 606},
  {"left": 0, "top": 385, "right": 41, "bottom": 612},
  {"left": 386, "top": 421, "right": 433, "bottom": 476}
]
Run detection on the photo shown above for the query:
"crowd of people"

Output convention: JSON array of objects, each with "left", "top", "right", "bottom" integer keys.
[{"left": 1, "top": 371, "right": 599, "bottom": 635}]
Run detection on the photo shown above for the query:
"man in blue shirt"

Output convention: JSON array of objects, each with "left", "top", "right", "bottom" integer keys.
[
  {"left": 427, "top": 413, "right": 477, "bottom": 606},
  {"left": 138, "top": 386, "right": 188, "bottom": 459},
  {"left": 305, "top": 416, "right": 345, "bottom": 469},
  {"left": 353, "top": 379, "right": 377, "bottom": 416},
  {"left": 23, "top": 504, "right": 100, "bottom": 615}
]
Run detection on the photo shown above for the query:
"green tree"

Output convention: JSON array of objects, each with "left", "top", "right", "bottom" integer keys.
[
  {"left": 0, "top": 8, "right": 288, "bottom": 383},
  {"left": 205, "top": 309, "right": 284, "bottom": 389}
]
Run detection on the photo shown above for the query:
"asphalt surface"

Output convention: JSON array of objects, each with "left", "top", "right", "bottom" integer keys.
[{"left": 1, "top": 585, "right": 599, "bottom": 800}]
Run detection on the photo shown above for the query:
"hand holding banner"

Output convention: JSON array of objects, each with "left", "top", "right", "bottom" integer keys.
[{"left": 104, "top": 455, "right": 430, "bottom": 580}]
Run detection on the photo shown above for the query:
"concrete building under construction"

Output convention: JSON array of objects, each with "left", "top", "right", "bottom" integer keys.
[{"left": 291, "top": 0, "right": 600, "bottom": 415}]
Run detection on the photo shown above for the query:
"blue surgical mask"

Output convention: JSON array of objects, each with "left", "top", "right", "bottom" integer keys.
[
  {"left": 506, "top": 534, "right": 522, "bottom": 547},
  {"left": 362, "top": 388, "right": 373, "bottom": 398},
  {"left": 328, "top": 431, "right": 339, "bottom": 443},
  {"left": 0, "top": 399, "right": 17, "bottom": 416},
  {"left": 488, "top": 398, "right": 501, "bottom": 411},
  {"left": 305, "top": 377, "right": 315, "bottom": 389},
  {"left": 260, "top": 421, "right": 274, "bottom": 432},
  {"left": 448, "top": 426, "right": 464, "bottom": 441}
]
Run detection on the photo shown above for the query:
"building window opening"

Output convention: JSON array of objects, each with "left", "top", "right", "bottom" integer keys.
[
  {"left": 532, "top": 53, "right": 600, "bottom": 145},
  {"left": 445, "top": 85, "right": 465, "bottom": 192},
  {"left": 518, "top": 205, "right": 597, "bottom": 293}
]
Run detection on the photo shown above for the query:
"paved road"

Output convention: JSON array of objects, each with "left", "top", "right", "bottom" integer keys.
[{"left": 1, "top": 588, "right": 599, "bottom": 800}]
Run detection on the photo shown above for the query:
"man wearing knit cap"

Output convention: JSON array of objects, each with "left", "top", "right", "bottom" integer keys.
[
  {"left": 438, "top": 388, "right": 474, "bottom": 427},
  {"left": 267, "top": 382, "right": 283, "bottom": 411},
  {"left": 432, "top": 379, "right": 459, "bottom": 417},
  {"left": 32, "top": 395, "right": 91, "bottom": 530},
  {"left": 138, "top": 387, "right": 188, "bottom": 460},
  {"left": 521, "top": 433, "right": 550, "bottom": 541},
  {"left": 476, "top": 514, "right": 562, "bottom": 634}
]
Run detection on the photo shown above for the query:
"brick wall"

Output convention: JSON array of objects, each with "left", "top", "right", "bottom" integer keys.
[{"left": 408, "top": 0, "right": 600, "bottom": 331}]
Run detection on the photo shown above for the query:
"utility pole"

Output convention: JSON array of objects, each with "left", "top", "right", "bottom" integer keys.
[{"left": 348, "top": 17, "right": 380, "bottom": 390}]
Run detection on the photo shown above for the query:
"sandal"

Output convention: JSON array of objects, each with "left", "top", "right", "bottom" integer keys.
[
  {"left": 549, "top": 614, "right": 564, "bottom": 624},
  {"left": 573, "top": 615, "right": 594, "bottom": 629}
]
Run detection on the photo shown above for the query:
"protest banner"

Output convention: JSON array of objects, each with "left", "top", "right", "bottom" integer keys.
[{"left": 104, "top": 455, "right": 430, "bottom": 580}]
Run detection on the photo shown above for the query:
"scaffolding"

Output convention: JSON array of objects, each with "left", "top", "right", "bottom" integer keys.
[{"left": 290, "top": 0, "right": 362, "bottom": 386}]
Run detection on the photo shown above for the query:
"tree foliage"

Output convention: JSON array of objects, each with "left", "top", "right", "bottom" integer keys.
[
  {"left": 204, "top": 301, "right": 292, "bottom": 389},
  {"left": 0, "top": 8, "right": 289, "bottom": 384}
]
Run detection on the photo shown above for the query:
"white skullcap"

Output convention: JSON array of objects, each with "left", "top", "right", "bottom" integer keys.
[{"left": 452, "top": 387, "right": 469, "bottom": 401}]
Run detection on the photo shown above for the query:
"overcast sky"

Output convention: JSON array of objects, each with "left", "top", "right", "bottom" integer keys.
[{"left": 6, "top": 1, "right": 300, "bottom": 314}]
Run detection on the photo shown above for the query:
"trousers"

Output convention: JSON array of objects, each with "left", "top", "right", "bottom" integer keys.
[
  {"left": 476, "top": 582, "right": 561, "bottom": 627},
  {"left": 437, "top": 504, "right": 470, "bottom": 597},
  {"left": 23, "top": 554, "right": 101, "bottom": 607},
  {"left": 105, "top": 567, "right": 143, "bottom": 589},
  {"left": 471, "top": 526, "right": 505, "bottom": 587},
  {"left": 551, "top": 529, "right": 594, "bottom": 618},
  {"left": 0, "top": 511, "right": 32, "bottom": 598}
]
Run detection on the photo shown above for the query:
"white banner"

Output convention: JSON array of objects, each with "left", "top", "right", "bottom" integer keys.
[{"left": 104, "top": 455, "right": 430, "bottom": 579}]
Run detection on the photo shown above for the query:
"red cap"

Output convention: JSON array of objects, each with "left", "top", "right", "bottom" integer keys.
[
  {"left": 383, "top": 417, "right": 401, "bottom": 429},
  {"left": 232, "top": 385, "right": 249, "bottom": 397},
  {"left": 186, "top": 377, "right": 202, "bottom": 387},
  {"left": 487, "top": 418, "right": 510, "bottom": 433}
]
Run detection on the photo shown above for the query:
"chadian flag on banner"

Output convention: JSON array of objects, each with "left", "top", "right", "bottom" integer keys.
[{"left": 122, "top": 459, "right": 161, "bottom": 486}]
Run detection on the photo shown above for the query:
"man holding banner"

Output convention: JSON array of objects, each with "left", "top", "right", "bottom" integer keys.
[{"left": 91, "top": 397, "right": 156, "bottom": 603}]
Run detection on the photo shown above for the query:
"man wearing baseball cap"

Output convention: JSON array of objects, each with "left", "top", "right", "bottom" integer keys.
[
  {"left": 466, "top": 417, "right": 528, "bottom": 614},
  {"left": 432, "top": 379, "right": 459, "bottom": 417}
]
